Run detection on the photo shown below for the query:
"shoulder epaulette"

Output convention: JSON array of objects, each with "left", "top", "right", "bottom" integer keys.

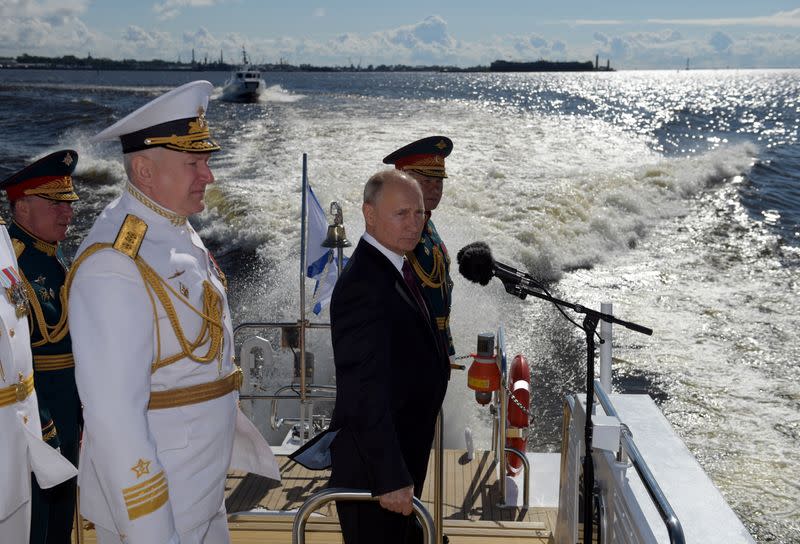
[
  {"left": 11, "top": 238, "right": 25, "bottom": 259},
  {"left": 113, "top": 214, "right": 148, "bottom": 259}
]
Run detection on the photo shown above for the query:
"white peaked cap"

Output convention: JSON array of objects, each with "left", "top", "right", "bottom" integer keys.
[{"left": 91, "top": 80, "right": 220, "bottom": 154}]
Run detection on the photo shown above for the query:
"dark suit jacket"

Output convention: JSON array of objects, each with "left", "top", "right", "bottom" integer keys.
[{"left": 327, "top": 238, "right": 449, "bottom": 498}]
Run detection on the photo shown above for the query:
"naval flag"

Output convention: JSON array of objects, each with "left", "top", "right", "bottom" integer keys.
[{"left": 306, "top": 184, "right": 342, "bottom": 314}]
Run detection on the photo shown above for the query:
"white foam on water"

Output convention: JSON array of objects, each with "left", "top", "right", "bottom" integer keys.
[
  {"left": 182, "top": 93, "right": 765, "bottom": 457},
  {"left": 260, "top": 84, "right": 305, "bottom": 103}
]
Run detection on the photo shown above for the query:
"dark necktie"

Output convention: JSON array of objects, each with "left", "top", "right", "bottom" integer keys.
[{"left": 402, "top": 259, "right": 430, "bottom": 321}]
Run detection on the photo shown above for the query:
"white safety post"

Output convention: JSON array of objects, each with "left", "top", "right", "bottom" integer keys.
[{"left": 599, "top": 302, "right": 613, "bottom": 392}]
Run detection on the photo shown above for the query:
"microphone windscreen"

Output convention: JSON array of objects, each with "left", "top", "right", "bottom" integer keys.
[{"left": 457, "top": 241, "right": 495, "bottom": 286}]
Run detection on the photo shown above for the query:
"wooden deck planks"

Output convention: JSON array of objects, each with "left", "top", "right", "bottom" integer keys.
[{"left": 74, "top": 449, "right": 555, "bottom": 544}]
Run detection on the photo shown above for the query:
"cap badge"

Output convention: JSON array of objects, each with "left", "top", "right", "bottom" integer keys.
[
  {"left": 435, "top": 140, "right": 447, "bottom": 150},
  {"left": 62, "top": 153, "right": 74, "bottom": 166},
  {"left": 189, "top": 106, "right": 208, "bottom": 134}
]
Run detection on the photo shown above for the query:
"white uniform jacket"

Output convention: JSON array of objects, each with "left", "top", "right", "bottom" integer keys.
[
  {"left": 0, "top": 225, "right": 77, "bottom": 521},
  {"left": 69, "top": 188, "right": 278, "bottom": 543}
]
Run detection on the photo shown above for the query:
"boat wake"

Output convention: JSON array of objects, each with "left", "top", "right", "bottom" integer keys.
[{"left": 260, "top": 84, "right": 305, "bottom": 103}]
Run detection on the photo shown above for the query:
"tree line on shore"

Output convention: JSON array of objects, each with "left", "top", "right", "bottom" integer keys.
[{"left": 2, "top": 54, "right": 609, "bottom": 73}]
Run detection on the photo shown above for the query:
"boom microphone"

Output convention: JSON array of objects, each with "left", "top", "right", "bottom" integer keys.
[{"left": 456, "top": 241, "right": 542, "bottom": 291}]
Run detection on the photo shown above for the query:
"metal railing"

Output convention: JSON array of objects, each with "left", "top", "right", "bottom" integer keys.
[
  {"left": 504, "top": 446, "right": 530, "bottom": 507},
  {"left": 265, "top": 384, "right": 336, "bottom": 430},
  {"left": 495, "top": 327, "right": 509, "bottom": 502},
  {"left": 292, "top": 488, "right": 435, "bottom": 544},
  {"left": 233, "top": 321, "right": 335, "bottom": 443},
  {"left": 491, "top": 326, "right": 531, "bottom": 508},
  {"left": 593, "top": 379, "right": 686, "bottom": 544}
]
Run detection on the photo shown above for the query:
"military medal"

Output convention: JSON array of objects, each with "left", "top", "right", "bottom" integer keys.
[
  {"left": 0, "top": 267, "right": 29, "bottom": 317},
  {"left": 208, "top": 253, "right": 227, "bottom": 291}
]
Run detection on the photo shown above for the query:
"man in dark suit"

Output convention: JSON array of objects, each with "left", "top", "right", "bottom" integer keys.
[{"left": 328, "top": 169, "right": 450, "bottom": 543}]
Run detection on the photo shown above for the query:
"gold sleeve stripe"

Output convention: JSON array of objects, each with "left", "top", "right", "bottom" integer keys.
[
  {"left": 125, "top": 478, "right": 167, "bottom": 506},
  {"left": 123, "top": 471, "right": 166, "bottom": 495},
  {"left": 41, "top": 420, "right": 56, "bottom": 431},
  {"left": 123, "top": 471, "right": 169, "bottom": 521},
  {"left": 33, "top": 353, "right": 75, "bottom": 372}
]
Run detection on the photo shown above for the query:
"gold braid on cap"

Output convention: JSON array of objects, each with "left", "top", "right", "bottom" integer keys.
[
  {"left": 143, "top": 136, "right": 218, "bottom": 153},
  {"left": 401, "top": 155, "right": 447, "bottom": 178},
  {"left": 23, "top": 177, "right": 76, "bottom": 199},
  {"left": 143, "top": 108, "right": 218, "bottom": 153}
]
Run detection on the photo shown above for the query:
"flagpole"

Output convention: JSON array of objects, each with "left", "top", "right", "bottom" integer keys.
[{"left": 299, "top": 153, "right": 309, "bottom": 444}]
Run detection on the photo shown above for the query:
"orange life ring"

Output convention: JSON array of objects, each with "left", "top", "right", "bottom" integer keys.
[{"left": 506, "top": 354, "right": 530, "bottom": 475}]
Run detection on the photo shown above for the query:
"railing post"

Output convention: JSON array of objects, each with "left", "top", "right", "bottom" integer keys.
[
  {"left": 504, "top": 446, "right": 530, "bottom": 507},
  {"left": 599, "top": 302, "right": 613, "bottom": 392},
  {"left": 496, "top": 327, "right": 508, "bottom": 504},
  {"left": 292, "top": 488, "right": 435, "bottom": 544},
  {"left": 299, "top": 153, "right": 309, "bottom": 444}
]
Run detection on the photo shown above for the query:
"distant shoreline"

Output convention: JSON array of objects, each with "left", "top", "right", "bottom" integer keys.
[{"left": 0, "top": 54, "right": 613, "bottom": 73}]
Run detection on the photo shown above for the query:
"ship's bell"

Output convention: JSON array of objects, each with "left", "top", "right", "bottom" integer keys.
[
  {"left": 321, "top": 224, "right": 351, "bottom": 248},
  {"left": 322, "top": 202, "right": 352, "bottom": 248}
]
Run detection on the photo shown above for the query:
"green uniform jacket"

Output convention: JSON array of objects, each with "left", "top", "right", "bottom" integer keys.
[
  {"left": 10, "top": 221, "right": 81, "bottom": 544},
  {"left": 408, "top": 216, "right": 455, "bottom": 357},
  {"left": 9, "top": 222, "right": 80, "bottom": 448}
]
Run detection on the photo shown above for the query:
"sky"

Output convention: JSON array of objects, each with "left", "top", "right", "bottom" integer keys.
[{"left": 1, "top": 0, "right": 800, "bottom": 69}]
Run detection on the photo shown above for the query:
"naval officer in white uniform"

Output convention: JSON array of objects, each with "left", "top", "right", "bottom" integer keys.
[
  {"left": 68, "top": 81, "right": 279, "bottom": 544},
  {"left": 0, "top": 215, "right": 77, "bottom": 542}
]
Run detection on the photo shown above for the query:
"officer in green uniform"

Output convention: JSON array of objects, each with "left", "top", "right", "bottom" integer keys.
[
  {"left": 0, "top": 150, "right": 80, "bottom": 544},
  {"left": 383, "top": 136, "right": 456, "bottom": 361}
]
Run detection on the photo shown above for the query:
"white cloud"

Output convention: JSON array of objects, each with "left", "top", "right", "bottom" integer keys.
[
  {"left": 528, "top": 34, "right": 548, "bottom": 49},
  {"left": 573, "top": 19, "right": 628, "bottom": 26},
  {"left": 588, "top": 28, "right": 800, "bottom": 69},
  {"left": 2, "top": 11, "right": 799, "bottom": 69},
  {"left": 121, "top": 25, "right": 174, "bottom": 55},
  {"left": 0, "top": 1, "right": 95, "bottom": 56},
  {"left": 709, "top": 31, "right": 734, "bottom": 52},
  {"left": 648, "top": 8, "right": 800, "bottom": 28},
  {"left": 152, "top": 0, "right": 219, "bottom": 21},
  {"left": 572, "top": 9, "right": 800, "bottom": 29},
  {"left": 220, "top": 16, "right": 800, "bottom": 69},
  {"left": 0, "top": 0, "right": 88, "bottom": 18}
]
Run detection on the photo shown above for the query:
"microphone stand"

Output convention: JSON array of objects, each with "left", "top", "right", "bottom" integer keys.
[{"left": 499, "top": 279, "right": 652, "bottom": 544}]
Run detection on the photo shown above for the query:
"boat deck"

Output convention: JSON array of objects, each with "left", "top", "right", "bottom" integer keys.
[{"left": 75, "top": 449, "right": 556, "bottom": 543}]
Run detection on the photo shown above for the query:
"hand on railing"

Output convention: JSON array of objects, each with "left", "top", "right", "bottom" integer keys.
[
  {"left": 292, "top": 488, "right": 435, "bottom": 544},
  {"left": 377, "top": 485, "right": 414, "bottom": 515}
]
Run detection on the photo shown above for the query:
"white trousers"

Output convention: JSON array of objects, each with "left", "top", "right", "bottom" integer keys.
[
  {"left": 0, "top": 499, "right": 31, "bottom": 544},
  {"left": 95, "top": 503, "right": 229, "bottom": 544}
]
